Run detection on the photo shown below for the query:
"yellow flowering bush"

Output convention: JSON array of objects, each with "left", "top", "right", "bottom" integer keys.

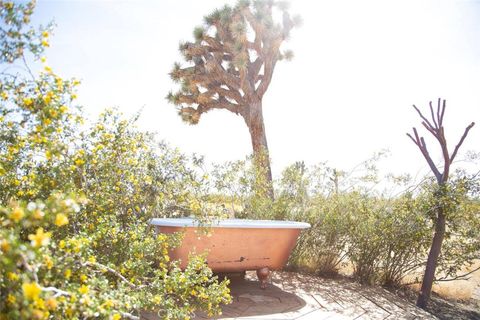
[
  {"left": 0, "top": 195, "right": 230, "bottom": 319},
  {"left": 1, "top": 2, "right": 231, "bottom": 319}
]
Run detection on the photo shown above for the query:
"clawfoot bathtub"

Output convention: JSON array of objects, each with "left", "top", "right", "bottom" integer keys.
[{"left": 150, "top": 218, "right": 310, "bottom": 288}]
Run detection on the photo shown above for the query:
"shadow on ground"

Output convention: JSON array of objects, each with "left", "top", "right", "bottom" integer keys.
[
  {"left": 142, "top": 271, "right": 437, "bottom": 319},
  {"left": 196, "top": 276, "right": 307, "bottom": 319}
]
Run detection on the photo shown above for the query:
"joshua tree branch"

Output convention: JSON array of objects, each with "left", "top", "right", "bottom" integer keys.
[
  {"left": 248, "top": 57, "right": 263, "bottom": 85},
  {"left": 242, "top": 8, "right": 265, "bottom": 50},
  {"left": 203, "top": 36, "right": 226, "bottom": 52},
  {"left": 204, "top": 56, "right": 241, "bottom": 90},
  {"left": 256, "top": 54, "right": 277, "bottom": 98},
  {"left": 209, "top": 86, "right": 243, "bottom": 104}
]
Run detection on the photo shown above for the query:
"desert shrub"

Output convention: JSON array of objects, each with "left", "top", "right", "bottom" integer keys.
[
  {"left": 289, "top": 194, "right": 353, "bottom": 275},
  {"left": 346, "top": 194, "right": 432, "bottom": 285},
  {"left": 211, "top": 156, "right": 280, "bottom": 220},
  {"left": 340, "top": 194, "right": 385, "bottom": 284},
  {"left": 378, "top": 193, "right": 431, "bottom": 286},
  {"left": 0, "top": 195, "right": 231, "bottom": 319},
  {"left": 213, "top": 153, "right": 479, "bottom": 288},
  {"left": 420, "top": 174, "right": 480, "bottom": 283}
]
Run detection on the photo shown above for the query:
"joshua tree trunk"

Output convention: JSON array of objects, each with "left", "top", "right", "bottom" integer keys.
[
  {"left": 244, "top": 100, "right": 274, "bottom": 199},
  {"left": 416, "top": 208, "right": 446, "bottom": 308}
]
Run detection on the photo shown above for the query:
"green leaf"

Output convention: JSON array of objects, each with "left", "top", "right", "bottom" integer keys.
[{"left": 193, "top": 26, "right": 205, "bottom": 42}]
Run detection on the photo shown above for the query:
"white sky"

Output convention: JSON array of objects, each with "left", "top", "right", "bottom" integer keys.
[{"left": 32, "top": 0, "right": 480, "bottom": 179}]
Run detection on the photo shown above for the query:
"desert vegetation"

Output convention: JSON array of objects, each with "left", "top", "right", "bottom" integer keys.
[{"left": 1, "top": 1, "right": 479, "bottom": 320}]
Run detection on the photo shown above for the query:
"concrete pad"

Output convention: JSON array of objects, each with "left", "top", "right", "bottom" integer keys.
[{"left": 141, "top": 271, "right": 437, "bottom": 319}]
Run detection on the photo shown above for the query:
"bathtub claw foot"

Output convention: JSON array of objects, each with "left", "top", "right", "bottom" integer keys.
[{"left": 256, "top": 267, "right": 270, "bottom": 289}]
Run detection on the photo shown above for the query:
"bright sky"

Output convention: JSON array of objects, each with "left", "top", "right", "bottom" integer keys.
[{"left": 32, "top": 0, "right": 480, "bottom": 180}]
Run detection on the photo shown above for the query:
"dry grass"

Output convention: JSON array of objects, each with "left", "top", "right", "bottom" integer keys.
[
  {"left": 337, "top": 260, "right": 480, "bottom": 301},
  {"left": 431, "top": 261, "right": 480, "bottom": 301}
]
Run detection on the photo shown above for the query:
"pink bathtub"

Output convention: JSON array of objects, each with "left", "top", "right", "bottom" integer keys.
[{"left": 150, "top": 218, "right": 310, "bottom": 288}]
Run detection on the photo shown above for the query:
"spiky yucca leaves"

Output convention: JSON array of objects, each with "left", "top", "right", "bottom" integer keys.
[{"left": 167, "top": 0, "right": 300, "bottom": 124}]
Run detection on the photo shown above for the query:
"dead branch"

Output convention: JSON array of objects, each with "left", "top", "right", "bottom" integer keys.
[{"left": 450, "top": 122, "right": 475, "bottom": 162}]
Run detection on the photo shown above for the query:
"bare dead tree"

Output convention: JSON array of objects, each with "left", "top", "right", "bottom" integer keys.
[{"left": 406, "top": 98, "right": 475, "bottom": 309}]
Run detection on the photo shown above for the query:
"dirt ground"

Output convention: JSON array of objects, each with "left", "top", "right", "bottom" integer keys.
[{"left": 337, "top": 260, "right": 480, "bottom": 319}]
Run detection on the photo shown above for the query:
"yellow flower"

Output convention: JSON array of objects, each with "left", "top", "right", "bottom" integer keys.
[
  {"left": 1, "top": 91, "right": 8, "bottom": 100},
  {"left": 102, "top": 299, "right": 114, "bottom": 308},
  {"left": 78, "top": 285, "right": 89, "bottom": 295},
  {"left": 71, "top": 94, "right": 77, "bottom": 100},
  {"left": 64, "top": 269, "right": 72, "bottom": 279},
  {"left": 43, "top": 95, "right": 52, "bottom": 104},
  {"left": 59, "top": 240, "right": 66, "bottom": 249},
  {"left": 22, "top": 282, "right": 41, "bottom": 300},
  {"left": 41, "top": 39, "right": 50, "bottom": 47},
  {"left": 34, "top": 298, "right": 45, "bottom": 309},
  {"left": 44, "top": 255, "right": 53, "bottom": 269},
  {"left": 55, "top": 213, "right": 69, "bottom": 226},
  {"left": 75, "top": 158, "right": 85, "bottom": 166},
  {"left": 33, "top": 209, "right": 45, "bottom": 220},
  {"left": 153, "top": 295, "right": 162, "bottom": 304},
  {"left": 28, "top": 228, "right": 51, "bottom": 248},
  {"left": 88, "top": 256, "right": 96, "bottom": 263},
  {"left": 80, "top": 274, "right": 87, "bottom": 282},
  {"left": 1, "top": 239, "right": 10, "bottom": 252},
  {"left": 9, "top": 206, "right": 24, "bottom": 222},
  {"left": 44, "top": 65, "right": 52, "bottom": 73},
  {"left": 46, "top": 297, "right": 57, "bottom": 310},
  {"left": 23, "top": 97, "right": 33, "bottom": 107},
  {"left": 40, "top": 56, "right": 47, "bottom": 63},
  {"left": 59, "top": 105, "right": 68, "bottom": 113},
  {"left": 112, "top": 313, "right": 121, "bottom": 320},
  {"left": 8, "top": 272, "right": 19, "bottom": 281},
  {"left": 66, "top": 307, "right": 74, "bottom": 317},
  {"left": 42, "top": 31, "right": 49, "bottom": 38},
  {"left": 7, "top": 293, "right": 16, "bottom": 305}
]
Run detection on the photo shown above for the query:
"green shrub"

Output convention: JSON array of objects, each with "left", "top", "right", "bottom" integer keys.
[
  {"left": 289, "top": 194, "right": 352, "bottom": 275},
  {"left": 212, "top": 154, "right": 479, "bottom": 288}
]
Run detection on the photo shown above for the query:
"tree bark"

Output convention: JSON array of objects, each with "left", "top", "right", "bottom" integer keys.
[
  {"left": 416, "top": 208, "right": 446, "bottom": 309},
  {"left": 243, "top": 99, "right": 274, "bottom": 200}
]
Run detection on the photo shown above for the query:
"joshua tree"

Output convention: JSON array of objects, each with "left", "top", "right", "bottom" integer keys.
[
  {"left": 167, "top": 0, "right": 300, "bottom": 199},
  {"left": 407, "top": 98, "right": 475, "bottom": 309}
]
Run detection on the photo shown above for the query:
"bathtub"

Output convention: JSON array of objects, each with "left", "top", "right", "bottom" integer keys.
[{"left": 150, "top": 218, "right": 310, "bottom": 288}]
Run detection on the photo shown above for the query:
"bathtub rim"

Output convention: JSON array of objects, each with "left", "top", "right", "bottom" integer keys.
[{"left": 150, "top": 217, "right": 310, "bottom": 229}]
